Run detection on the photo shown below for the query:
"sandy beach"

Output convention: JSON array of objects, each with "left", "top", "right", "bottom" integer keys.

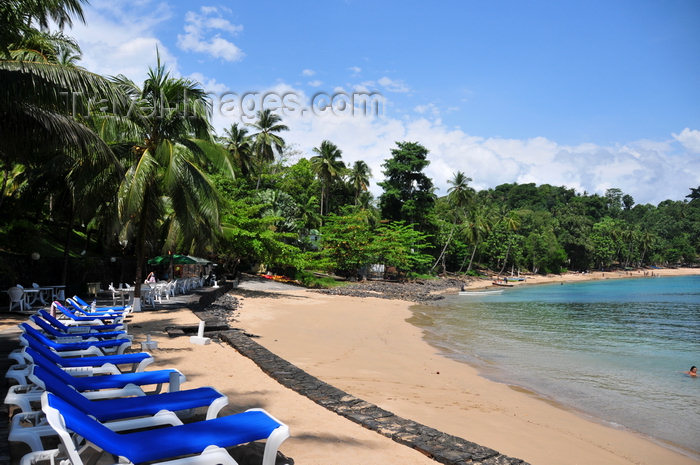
[
  {"left": 3, "top": 269, "right": 697, "bottom": 464},
  {"left": 232, "top": 269, "right": 699, "bottom": 465},
  {"left": 465, "top": 267, "right": 699, "bottom": 290}
]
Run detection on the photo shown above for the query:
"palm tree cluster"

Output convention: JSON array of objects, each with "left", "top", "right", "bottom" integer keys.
[{"left": 1, "top": 0, "right": 696, "bottom": 288}]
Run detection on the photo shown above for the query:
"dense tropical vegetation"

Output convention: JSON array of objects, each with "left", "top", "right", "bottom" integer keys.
[{"left": 1, "top": 0, "right": 697, "bottom": 290}]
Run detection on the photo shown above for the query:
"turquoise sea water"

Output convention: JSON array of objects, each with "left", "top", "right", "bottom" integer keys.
[{"left": 409, "top": 276, "right": 700, "bottom": 456}]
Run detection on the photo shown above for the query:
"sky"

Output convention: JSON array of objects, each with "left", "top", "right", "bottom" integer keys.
[{"left": 64, "top": 0, "right": 700, "bottom": 204}]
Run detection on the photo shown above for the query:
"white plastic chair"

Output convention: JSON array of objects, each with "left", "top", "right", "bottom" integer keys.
[
  {"left": 7, "top": 286, "right": 25, "bottom": 312},
  {"left": 140, "top": 285, "right": 155, "bottom": 308}
]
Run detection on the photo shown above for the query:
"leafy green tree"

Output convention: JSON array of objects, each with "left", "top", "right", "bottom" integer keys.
[
  {"left": 316, "top": 210, "right": 374, "bottom": 277},
  {"left": 310, "top": 140, "right": 346, "bottom": 217},
  {"left": 218, "top": 197, "right": 302, "bottom": 275},
  {"left": 605, "top": 188, "right": 623, "bottom": 216},
  {"left": 483, "top": 221, "right": 524, "bottom": 274},
  {"left": 378, "top": 141, "right": 435, "bottom": 228},
  {"left": 525, "top": 230, "right": 567, "bottom": 274},
  {"left": 590, "top": 217, "right": 623, "bottom": 269},
  {"left": 622, "top": 194, "right": 634, "bottom": 211},
  {"left": 373, "top": 221, "right": 433, "bottom": 275}
]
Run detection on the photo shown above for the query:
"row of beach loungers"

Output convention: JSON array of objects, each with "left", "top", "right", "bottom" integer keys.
[{"left": 3, "top": 296, "right": 289, "bottom": 465}]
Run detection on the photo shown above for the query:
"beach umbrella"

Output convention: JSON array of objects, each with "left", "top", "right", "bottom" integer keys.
[{"left": 147, "top": 254, "right": 199, "bottom": 265}]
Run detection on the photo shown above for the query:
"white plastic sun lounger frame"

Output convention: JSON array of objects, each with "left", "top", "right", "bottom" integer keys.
[{"left": 20, "top": 394, "right": 242, "bottom": 465}]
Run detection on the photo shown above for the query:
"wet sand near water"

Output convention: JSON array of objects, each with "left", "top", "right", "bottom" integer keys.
[{"left": 235, "top": 280, "right": 698, "bottom": 465}]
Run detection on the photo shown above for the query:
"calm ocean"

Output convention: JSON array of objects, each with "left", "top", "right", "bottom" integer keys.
[{"left": 409, "top": 275, "right": 700, "bottom": 456}]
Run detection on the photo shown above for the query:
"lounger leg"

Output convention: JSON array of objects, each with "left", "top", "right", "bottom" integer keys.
[
  {"left": 262, "top": 424, "right": 291, "bottom": 465},
  {"left": 9, "top": 412, "right": 51, "bottom": 452},
  {"left": 19, "top": 448, "right": 60, "bottom": 465}
]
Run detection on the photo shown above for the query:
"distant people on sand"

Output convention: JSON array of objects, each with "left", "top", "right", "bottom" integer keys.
[
  {"left": 145, "top": 272, "right": 156, "bottom": 284},
  {"left": 685, "top": 366, "right": 697, "bottom": 377}
]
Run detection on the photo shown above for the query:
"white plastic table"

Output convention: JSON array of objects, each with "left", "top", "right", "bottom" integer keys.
[
  {"left": 46, "top": 285, "right": 66, "bottom": 301},
  {"left": 22, "top": 289, "right": 39, "bottom": 309}
]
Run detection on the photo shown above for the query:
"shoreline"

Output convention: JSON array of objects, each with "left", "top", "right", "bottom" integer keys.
[
  {"left": 463, "top": 266, "right": 699, "bottom": 291},
  {"left": 234, "top": 273, "right": 699, "bottom": 465},
  {"left": 312, "top": 267, "right": 699, "bottom": 302},
  {"left": 417, "top": 327, "right": 698, "bottom": 461}
]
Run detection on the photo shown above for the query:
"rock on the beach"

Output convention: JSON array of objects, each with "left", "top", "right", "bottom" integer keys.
[{"left": 315, "top": 278, "right": 465, "bottom": 302}]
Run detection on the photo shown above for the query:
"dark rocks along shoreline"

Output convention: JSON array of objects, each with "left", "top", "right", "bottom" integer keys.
[{"left": 314, "top": 278, "right": 467, "bottom": 302}]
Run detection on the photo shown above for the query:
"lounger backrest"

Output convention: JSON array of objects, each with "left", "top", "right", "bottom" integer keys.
[
  {"left": 19, "top": 323, "right": 60, "bottom": 349},
  {"left": 53, "top": 301, "right": 79, "bottom": 319},
  {"left": 37, "top": 309, "right": 70, "bottom": 331},
  {"left": 23, "top": 334, "right": 64, "bottom": 364},
  {"left": 54, "top": 301, "right": 118, "bottom": 323},
  {"left": 29, "top": 315, "right": 63, "bottom": 337},
  {"left": 73, "top": 295, "right": 89, "bottom": 307},
  {"left": 44, "top": 393, "right": 123, "bottom": 465},
  {"left": 67, "top": 297, "right": 122, "bottom": 316},
  {"left": 24, "top": 348, "right": 74, "bottom": 385},
  {"left": 66, "top": 298, "right": 84, "bottom": 312},
  {"left": 32, "top": 365, "right": 92, "bottom": 413}
]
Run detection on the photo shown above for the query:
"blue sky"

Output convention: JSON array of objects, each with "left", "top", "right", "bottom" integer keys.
[{"left": 67, "top": 0, "right": 700, "bottom": 204}]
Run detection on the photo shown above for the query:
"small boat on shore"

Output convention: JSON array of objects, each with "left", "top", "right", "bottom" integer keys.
[
  {"left": 492, "top": 281, "right": 514, "bottom": 287},
  {"left": 459, "top": 289, "right": 504, "bottom": 296}
]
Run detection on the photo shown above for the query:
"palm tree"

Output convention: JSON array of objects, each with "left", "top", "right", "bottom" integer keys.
[
  {"left": 310, "top": 140, "right": 346, "bottom": 217},
  {"left": 497, "top": 210, "right": 521, "bottom": 276},
  {"left": 248, "top": 109, "right": 288, "bottom": 188},
  {"left": 432, "top": 171, "right": 474, "bottom": 272},
  {"left": 348, "top": 160, "right": 372, "bottom": 204},
  {"left": 1, "top": 0, "right": 85, "bottom": 55},
  {"left": 459, "top": 205, "right": 494, "bottom": 273},
  {"left": 1, "top": 0, "right": 120, "bottom": 181},
  {"left": 222, "top": 123, "right": 254, "bottom": 178},
  {"left": 105, "top": 57, "right": 232, "bottom": 309},
  {"left": 1, "top": 0, "right": 123, "bottom": 286},
  {"left": 638, "top": 230, "right": 656, "bottom": 266}
]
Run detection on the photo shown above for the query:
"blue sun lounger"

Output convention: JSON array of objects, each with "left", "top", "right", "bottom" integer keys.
[
  {"left": 67, "top": 297, "right": 125, "bottom": 317},
  {"left": 25, "top": 347, "right": 184, "bottom": 392},
  {"left": 10, "top": 364, "right": 228, "bottom": 452},
  {"left": 4, "top": 347, "right": 185, "bottom": 414},
  {"left": 30, "top": 314, "right": 127, "bottom": 340},
  {"left": 19, "top": 323, "right": 131, "bottom": 355},
  {"left": 28, "top": 392, "right": 289, "bottom": 465},
  {"left": 8, "top": 331, "right": 153, "bottom": 385},
  {"left": 37, "top": 309, "right": 124, "bottom": 332},
  {"left": 22, "top": 332, "right": 151, "bottom": 370},
  {"left": 53, "top": 301, "right": 124, "bottom": 325},
  {"left": 71, "top": 295, "right": 129, "bottom": 312}
]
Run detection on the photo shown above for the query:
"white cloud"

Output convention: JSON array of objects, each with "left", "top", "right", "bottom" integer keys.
[
  {"left": 282, "top": 105, "right": 698, "bottom": 204},
  {"left": 414, "top": 103, "right": 440, "bottom": 118},
  {"left": 177, "top": 6, "right": 244, "bottom": 62},
  {"left": 188, "top": 72, "right": 229, "bottom": 94},
  {"left": 349, "top": 66, "right": 362, "bottom": 75},
  {"left": 301, "top": 69, "right": 315, "bottom": 76},
  {"left": 672, "top": 128, "right": 700, "bottom": 153},
  {"left": 307, "top": 80, "right": 323, "bottom": 88},
  {"left": 377, "top": 76, "right": 410, "bottom": 93},
  {"left": 65, "top": 0, "right": 178, "bottom": 83},
  {"left": 205, "top": 79, "right": 699, "bottom": 204}
]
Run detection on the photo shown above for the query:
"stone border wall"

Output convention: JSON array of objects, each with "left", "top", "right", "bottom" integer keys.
[{"left": 219, "top": 330, "right": 530, "bottom": 465}]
